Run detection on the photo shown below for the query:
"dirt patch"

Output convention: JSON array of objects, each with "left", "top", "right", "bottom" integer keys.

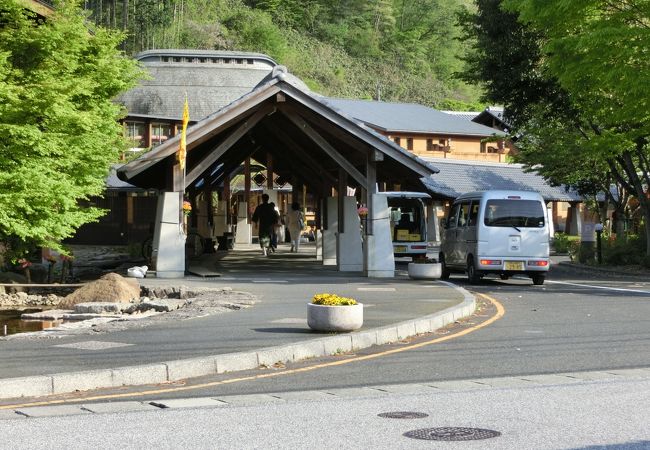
[
  {"left": 60, "top": 273, "right": 140, "bottom": 308},
  {"left": 1, "top": 287, "right": 257, "bottom": 340}
]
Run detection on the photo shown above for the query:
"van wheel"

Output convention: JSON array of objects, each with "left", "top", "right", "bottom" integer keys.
[
  {"left": 532, "top": 274, "right": 545, "bottom": 285},
  {"left": 467, "top": 257, "right": 482, "bottom": 284},
  {"left": 439, "top": 254, "right": 450, "bottom": 280}
]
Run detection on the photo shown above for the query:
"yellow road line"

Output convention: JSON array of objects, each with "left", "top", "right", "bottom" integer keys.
[{"left": 1, "top": 293, "right": 504, "bottom": 410}]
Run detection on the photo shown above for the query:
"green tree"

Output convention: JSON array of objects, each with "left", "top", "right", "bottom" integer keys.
[
  {"left": 0, "top": 0, "right": 143, "bottom": 256},
  {"left": 460, "top": 0, "right": 650, "bottom": 254}
]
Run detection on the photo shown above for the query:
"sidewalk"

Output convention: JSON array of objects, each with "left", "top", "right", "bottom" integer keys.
[{"left": 0, "top": 243, "right": 475, "bottom": 400}]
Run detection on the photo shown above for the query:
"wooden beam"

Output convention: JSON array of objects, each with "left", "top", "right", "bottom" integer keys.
[
  {"left": 184, "top": 106, "right": 271, "bottom": 188},
  {"left": 245, "top": 158, "right": 251, "bottom": 222},
  {"left": 281, "top": 103, "right": 368, "bottom": 155},
  {"left": 266, "top": 152, "right": 274, "bottom": 190},
  {"left": 366, "top": 156, "right": 377, "bottom": 236},
  {"left": 338, "top": 169, "right": 347, "bottom": 233},
  {"left": 262, "top": 124, "right": 338, "bottom": 186},
  {"left": 278, "top": 88, "right": 433, "bottom": 177},
  {"left": 282, "top": 110, "right": 367, "bottom": 188}
]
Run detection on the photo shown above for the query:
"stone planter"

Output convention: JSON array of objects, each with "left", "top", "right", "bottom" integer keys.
[
  {"left": 307, "top": 302, "right": 363, "bottom": 332},
  {"left": 407, "top": 262, "right": 442, "bottom": 280}
]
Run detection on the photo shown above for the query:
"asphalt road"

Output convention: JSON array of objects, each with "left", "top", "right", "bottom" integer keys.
[
  {"left": 3, "top": 263, "right": 650, "bottom": 449},
  {"left": 33, "top": 262, "right": 649, "bottom": 402}
]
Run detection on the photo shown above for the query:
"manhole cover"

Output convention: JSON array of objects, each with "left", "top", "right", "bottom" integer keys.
[
  {"left": 378, "top": 411, "right": 429, "bottom": 419},
  {"left": 404, "top": 427, "right": 501, "bottom": 441}
]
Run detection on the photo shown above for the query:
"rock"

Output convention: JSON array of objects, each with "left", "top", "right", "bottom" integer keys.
[
  {"left": 74, "top": 302, "right": 130, "bottom": 314},
  {"left": 0, "top": 272, "right": 28, "bottom": 293},
  {"left": 62, "top": 313, "right": 124, "bottom": 320},
  {"left": 138, "top": 299, "right": 187, "bottom": 313},
  {"left": 60, "top": 272, "right": 141, "bottom": 308},
  {"left": 21, "top": 309, "right": 74, "bottom": 320}
]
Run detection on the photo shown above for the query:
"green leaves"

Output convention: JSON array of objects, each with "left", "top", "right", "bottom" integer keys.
[{"left": 0, "top": 0, "right": 143, "bottom": 253}]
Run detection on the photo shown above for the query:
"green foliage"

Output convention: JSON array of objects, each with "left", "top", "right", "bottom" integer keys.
[
  {"left": 601, "top": 230, "right": 649, "bottom": 267},
  {"left": 459, "top": 0, "right": 650, "bottom": 255},
  {"left": 551, "top": 232, "right": 571, "bottom": 254},
  {"left": 0, "top": 0, "right": 143, "bottom": 253},
  {"left": 82, "top": 0, "right": 481, "bottom": 108}
]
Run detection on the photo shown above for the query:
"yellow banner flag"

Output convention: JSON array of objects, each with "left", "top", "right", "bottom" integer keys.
[{"left": 178, "top": 97, "right": 189, "bottom": 170}]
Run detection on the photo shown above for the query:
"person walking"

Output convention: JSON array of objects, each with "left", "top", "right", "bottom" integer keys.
[
  {"left": 269, "top": 202, "right": 280, "bottom": 253},
  {"left": 251, "top": 194, "right": 279, "bottom": 256},
  {"left": 285, "top": 202, "right": 304, "bottom": 252}
]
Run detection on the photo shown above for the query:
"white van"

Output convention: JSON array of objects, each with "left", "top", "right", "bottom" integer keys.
[
  {"left": 384, "top": 191, "right": 431, "bottom": 258},
  {"left": 440, "top": 190, "right": 550, "bottom": 285}
]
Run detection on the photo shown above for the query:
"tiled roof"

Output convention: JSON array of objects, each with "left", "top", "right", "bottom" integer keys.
[
  {"left": 117, "top": 50, "right": 277, "bottom": 121},
  {"left": 442, "top": 111, "right": 481, "bottom": 121},
  {"left": 322, "top": 98, "right": 504, "bottom": 137},
  {"left": 419, "top": 158, "right": 582, "bottom": 202}
]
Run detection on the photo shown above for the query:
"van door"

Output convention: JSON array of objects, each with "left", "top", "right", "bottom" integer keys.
[
  {"left": 458, "top": 200, "right": 480, "bottom": 264},
  {"left": 455, "top": 201, "right": 472, "bottom": 264},
  {"left": 441, "top": 202, "right": 461, "bottom": 265}
]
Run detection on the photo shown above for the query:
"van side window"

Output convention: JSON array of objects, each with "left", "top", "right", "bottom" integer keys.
[
  {"left": 458, "top": 202, "right": 471, "bottom": 227},
  {"left": 468, "top": 201, "right": 480, "bottom": 226},
  {"left": 447, "top": 203, "right": 461, "bottom": 229}
]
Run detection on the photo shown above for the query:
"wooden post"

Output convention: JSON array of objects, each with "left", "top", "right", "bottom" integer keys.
[
  {"left": 244, "top": 158, "right": 251, "bottom": 222},
  {"left": 338, "top": 169, "right": 347, "bottom": 233},
  {"left": 266, "top": 153, "right": 274, "bottom": 190}
]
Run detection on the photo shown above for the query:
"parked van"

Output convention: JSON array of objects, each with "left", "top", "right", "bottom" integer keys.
[
  {"left": 384, "top": 191, "right": 431, "bottom": 258},
  {"left": 440, "top": 190, "right": 550, "bottom": 285}
]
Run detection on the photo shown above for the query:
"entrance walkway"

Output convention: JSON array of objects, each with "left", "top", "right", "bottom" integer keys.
[{"left": 188, "top": 241, "right": 343, "bottom": 278}]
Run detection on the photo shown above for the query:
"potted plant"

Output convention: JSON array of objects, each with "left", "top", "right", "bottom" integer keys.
[
  {"left": 407, "top": 256, "right": 442, "bottom": 280},
  {"left": 307, "top": 293, "right": 363, "bottom": 332}
]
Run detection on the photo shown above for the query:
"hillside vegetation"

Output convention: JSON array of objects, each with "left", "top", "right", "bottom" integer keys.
[{"left": 83, "top": 0, "right": 482, "bottom": 109}]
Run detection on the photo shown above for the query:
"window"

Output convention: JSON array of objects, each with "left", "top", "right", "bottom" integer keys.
[
  {"left": 457, "top": 202, "right": 471, "bottom": 227},
  {"left": 394, "top": 137, "right": 401, "bottom": 147},
  {"left": 151, "top": 123, "right": 172, "bottom": 147},
  {"left": 468, "top": 201, "right": 480, "bottom": 226},
  {"left": 447, "top": 203, "right": 461, "bottom": 229},
  {"left": 426, "top": 139, "right": 434, "bottom": 151},
  {"left": 124, "top": 121, "right": 145, "bottom": 148},
  {"left": 484, "top": 199, "right": 545, "bottom": 228},
  {"left": 406, "top": 138, "right": 413, "bottom": 151}
]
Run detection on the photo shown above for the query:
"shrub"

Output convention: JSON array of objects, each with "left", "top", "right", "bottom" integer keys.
[
  {"left": 552, "top": 232, "right": 571, "bottom": 253},
  {"left": 312, "top": 293, "right": 358, "bottom": 306},
  {"left": 601, "top": 232, "right": 647, "bottom": 266}
]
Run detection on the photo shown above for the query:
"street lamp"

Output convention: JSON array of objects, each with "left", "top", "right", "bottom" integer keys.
[{"left": 595, "top": 223, "right": 604, "bottom": 264}]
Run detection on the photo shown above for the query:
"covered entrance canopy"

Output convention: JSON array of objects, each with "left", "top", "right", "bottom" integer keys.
[
  {"left": 118, "top": 66, "right": 436, "bottom": 195},
  {"left": 117, "top": 66, "right": 437, "bottom": 277}
]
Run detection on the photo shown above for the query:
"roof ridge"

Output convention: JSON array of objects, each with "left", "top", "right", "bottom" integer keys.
[{"left": 421, "top": 157, "right": 524, "bottom": 169}]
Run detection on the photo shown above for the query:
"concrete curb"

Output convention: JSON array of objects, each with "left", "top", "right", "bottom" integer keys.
[
  {"left": 0, "top": 284, "right": 476, "bottom": 400},
  {"left": 557, "top": 261, "right": 650, "bottom": 278}
]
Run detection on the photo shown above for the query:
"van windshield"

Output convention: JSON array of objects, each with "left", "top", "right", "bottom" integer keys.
[{"left": 484, "top": 199, "right": 545, "bottom": 228}]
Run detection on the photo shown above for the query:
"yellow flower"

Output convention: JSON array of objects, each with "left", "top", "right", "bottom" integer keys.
[{"left": 312, "top": 293, "right": 358, "bottom": 306}]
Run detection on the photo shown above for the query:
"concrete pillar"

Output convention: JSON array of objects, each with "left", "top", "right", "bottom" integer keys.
[
  {"left": 364, "top": 194, "right": 394, "bottom": 277},
  {"left": 213, "top": 198, "right": 228, "bottom": 237},
  {"left": 235, "top": 201, "right": 251, "bottom": 244},
  {"left": 566, "top": 202, "right": 582, "bottom": 236},
  {"left": 322, "top": 197, "right": 337, "bottom": 265},
  {"left": 153, "top": 192, "right": 185, "bottom": 278},
  {"left": 547, "top": 205, "right": 555, "bottom": 239},
  {"left": 337, "top": 196, "right": 363, "bottom": 272},
  {"left": 315, "top": 229, "right": 323, "bottom": 261}
]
